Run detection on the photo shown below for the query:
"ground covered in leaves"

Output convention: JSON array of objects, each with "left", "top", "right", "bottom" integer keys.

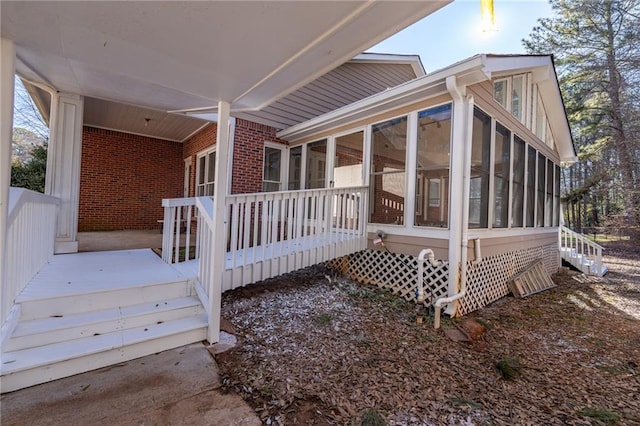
[{"left": 216, "top": 240, "right": 640, "bottom": 425}]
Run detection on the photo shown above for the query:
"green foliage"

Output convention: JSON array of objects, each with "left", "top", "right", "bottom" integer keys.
[
  {"left": 313, "top": 312, "right": 333, "bottom": 327},
  {"left": 11, "top": 143, "right": 47, "bottom": 193},
  {"left": 360, "top": 408, "right": 385, "bottom": 426},
  {"left": 580, "top": 407, "right": 619, "bottom": 424},
  {"left": 494, "top": 356, "right": 521, "bottom": 380}
]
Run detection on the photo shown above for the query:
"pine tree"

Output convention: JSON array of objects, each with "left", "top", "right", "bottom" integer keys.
[{"left": 524, "top": 0, "right": 640, "bottom": 234}]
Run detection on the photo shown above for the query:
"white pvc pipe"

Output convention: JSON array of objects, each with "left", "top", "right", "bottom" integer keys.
[{"left": 417, "top": 248, "right": 439, "bottom": 303}]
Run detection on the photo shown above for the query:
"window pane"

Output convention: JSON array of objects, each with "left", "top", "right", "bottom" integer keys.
[
  {"left": 263, "top": 147, "right": 281, "bottom": 181},
  {"left": 469, "top": 108, "right": 491, "bottom": 229},
  {"left": 334, "top": 131, "right": 364, "bottom": 187},
  {"left": 493, "top": 123, "right": 510, "bottom": 228},
  {"left": 305, "top": 139, "right": 327, "bottom": 189},
  {"left": 536, "top": 93, "right": 545, "bottom": 140},
  {"left": 526, "top": 146, "right": 536, "bottom": 227},
  {"left": 262, "top": 146, "right": 281, "bottom": 192},
  {"left": 416, "top": 104, "right": 451, "bottom": 228},
  {"left": 370, "top": 116, "right": 407, "bottom": 225},
  {"left": 536, "top": 152, "right": 545, "bottom": 227},
  {"left": 494, "top": 80, "right": 507, "bottom": 108},
  {"left": 511, "top": 137, "right": 525, "bottom": 227},
  {"left": 288, "top": 146, "right": 302, "bottom": 190},
  {"left": 545, "top": 158, "right": 554, "bottom": 226},
  {"left": 512, "top": 75, "right": 524, "bottom": 121},
  {"left": 207, "top": 152, "right": 216, "bottom": 184}
]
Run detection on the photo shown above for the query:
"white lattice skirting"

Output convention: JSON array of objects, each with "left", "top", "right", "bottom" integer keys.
[
  {"left": 328, "top": 249, "right": 449, "bottom": 308},
  {"left": 458, "top": 243, "right": 559, "bottom": 315},
  {"left": 329, "top": 243, "right": 559, "bottom": 316}
]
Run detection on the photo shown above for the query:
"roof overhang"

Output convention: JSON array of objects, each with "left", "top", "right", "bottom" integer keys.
[
  {"left": 1, "top": 1, "right": 450, "bottom": 115},
  {"left": 278, "top": 54, "right": 577, "bottom": 164}
]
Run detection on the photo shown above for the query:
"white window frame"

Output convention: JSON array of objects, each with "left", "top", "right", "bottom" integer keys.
[
  {"left": 195, "top": 146, "right": 216, "bottom": 196},
  {"left": 262, "top": 141, "right": 288, "bottom": 192},
  {"left": 493, "top": 74, "right": 529, "bottom": 125}
]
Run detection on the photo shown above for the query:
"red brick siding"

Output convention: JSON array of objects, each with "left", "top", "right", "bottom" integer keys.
[
  {"left": 182, "top": 119, "right": 288, "bottom": 196},
  {"left": 79, "top": 127, "right": 183, "bottom": 231}
]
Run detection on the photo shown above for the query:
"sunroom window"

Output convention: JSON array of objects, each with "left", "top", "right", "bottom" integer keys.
[
  {"left": 469, "top": 108, "right": 491, "bottom": 229},
  {"left": 493, "top": 123, "right": 511, "bottom": 228},
  {"left": 494, "top": 79, "right": 508, "bottom": 109},
  {"left": 511, "top": 75, "right": 524, "bottom": 121},
  {"left": 263, "top": 144, "right": 285, "bottom": 192},
  {"left": 370, "top": 116, "right": 407, "bottom": 225},
  {"left": 493, "top": 74, "right": 527, "bottom": 123},
  {"left": 511, "top": 136, "right": 526, "bottom": 227},
  {"left": 415, "top": 104, "right": 452, "bottom": 228},
  {"left": 305, "top": 139, "right": 327, "bottom": 189},
  {"left": 526, "top": 146, "right": 536, "bottom": 227}
]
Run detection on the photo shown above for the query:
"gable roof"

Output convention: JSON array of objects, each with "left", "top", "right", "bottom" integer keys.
[
  {"left": 201, "top": 53, "right": 425, "bottom": 130},
  {"left": 278, "top": 54, "right": 577, "bottom": 163}
]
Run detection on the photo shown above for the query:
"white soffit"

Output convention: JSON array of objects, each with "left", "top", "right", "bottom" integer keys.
[{"left": 1, "top": 1, "right": 450, "bottom": 114}]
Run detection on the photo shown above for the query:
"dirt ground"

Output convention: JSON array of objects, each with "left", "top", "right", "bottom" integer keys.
[{"left": 216, "top": 240, "right": 640, "bottom": 425}]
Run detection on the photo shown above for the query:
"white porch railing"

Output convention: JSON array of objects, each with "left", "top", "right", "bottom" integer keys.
[
  {"left": 559, "top": 225, "right": 607, "bottom": 276},
  {"left": 2, "top": 188, "right": 59, "bottom": 325},
  {"left": 160, "top": 197, "right": 198, "bottom": 264},
  {"left": 162, "top": 186, "right": 369, "bottom": 333}
]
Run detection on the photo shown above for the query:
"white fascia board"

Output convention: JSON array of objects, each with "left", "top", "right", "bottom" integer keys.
[
  {"left": 482, "top": 55, "right": 552, "bottom": 78},
  {"left": 278, "top": 56, "right": 487, "bottom": 142}
]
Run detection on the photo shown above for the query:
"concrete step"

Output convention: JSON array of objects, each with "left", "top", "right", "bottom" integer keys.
[
  {"left": 0, "top": 314, "right": 208, "bottom": 393},
  {"left": 16, "top": 280, "right": 193, "bottom": 321},
  {"left": 6, "top": 296, "right": 205, "bottom": 352}
]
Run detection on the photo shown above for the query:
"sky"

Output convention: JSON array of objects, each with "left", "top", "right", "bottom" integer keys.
[{"left": 369, "top": 0, "right": 555, "bottom": 73}]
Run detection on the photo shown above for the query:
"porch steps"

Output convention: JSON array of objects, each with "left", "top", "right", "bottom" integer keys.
[
  {"left": 560, "top": 248, "right": 609, "bottom": 276},
  {"left": 0, "top": 315, "right": 207, "bottom": 394},
  {"left": 5, "top": 296, "right": 204, "bottom": 352},
  {"left": 0, "top": 250, "right": 207, "bottom": 393}
]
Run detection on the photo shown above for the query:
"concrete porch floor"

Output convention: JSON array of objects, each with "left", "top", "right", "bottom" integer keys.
[{"left": 0, "top": 343, "right": 260, "bottom": 425}]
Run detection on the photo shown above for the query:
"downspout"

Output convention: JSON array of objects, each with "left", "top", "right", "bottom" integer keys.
[{"left": 434, "top": 76, "right": 474, "bottom": 329}]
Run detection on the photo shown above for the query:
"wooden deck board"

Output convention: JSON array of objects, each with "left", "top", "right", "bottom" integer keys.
[{"left": 17, "top": 249, "right": 188, "bottom": 301}]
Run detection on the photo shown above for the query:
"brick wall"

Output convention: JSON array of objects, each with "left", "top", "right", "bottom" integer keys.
[
  {"left": 182, "top": 119, "right": 288, "bottom": 196},
  {"left": 79, "top": 127, "right": 183, "bottom": 231}
]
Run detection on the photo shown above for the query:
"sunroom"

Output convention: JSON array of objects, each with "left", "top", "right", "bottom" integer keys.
[{"left": 276, "top": 54, "right": 577, "bottom": 318}]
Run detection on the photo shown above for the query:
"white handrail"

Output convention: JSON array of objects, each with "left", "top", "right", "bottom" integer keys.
[
  {"left": 559, "top": 225, "right": 604, "bottom": 276},
  {"left": 2, "top": 188, "right": 59, "bottom": 325},
  {"left": 161, "top": 197, "right": 199, "bottom": 264}
]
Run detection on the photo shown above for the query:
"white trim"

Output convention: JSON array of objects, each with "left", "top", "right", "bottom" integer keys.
[
  {"left": 262, "top": 141, "right": 288, "bottom": 192},
  {"left": 405, "top": 111, "right": 418, "bottom": 227},
  {"left": 84, "top": 124, "right": 183, "bottom": 143},
  {"left": 0, "top": 38, "right": 15, "bottom": 326},
  {"left": 195, "top": 146, "right": 217, "bottom": 197},
  {"left": 183, "top": 157, "right": 192, "bottom": 197}
]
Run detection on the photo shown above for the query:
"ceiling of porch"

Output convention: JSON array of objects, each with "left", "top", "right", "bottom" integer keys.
[{"left": 2, "top": 1, "right": 449, "bottom": 118}]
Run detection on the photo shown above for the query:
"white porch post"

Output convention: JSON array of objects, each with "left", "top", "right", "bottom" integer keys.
[
  {"left": 207, "top": 100, "right": 231, "bottom": 344},
  {"left": 0, "top": 38, "right": 16, "bottom": 319},
  {"left": 45, "top": 93, "right": 84, "bottom": 254}
]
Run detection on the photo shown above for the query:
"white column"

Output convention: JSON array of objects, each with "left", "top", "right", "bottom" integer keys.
[
  {"left": 0, "top": 38, "right": 16, "bottom": 319},
  {"left": 45, "top": 93, "right": 84, "bottom": 254},
  {"left": 446, "top": 78, "right": 469, "bottom": 313},
  {"left": 207, "top": 100, "right": 232, "bottom": 344}
]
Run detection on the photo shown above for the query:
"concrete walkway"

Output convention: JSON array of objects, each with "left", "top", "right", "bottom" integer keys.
[{"left": 0, "top": 343, "right": 260, "bottom": 425}]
